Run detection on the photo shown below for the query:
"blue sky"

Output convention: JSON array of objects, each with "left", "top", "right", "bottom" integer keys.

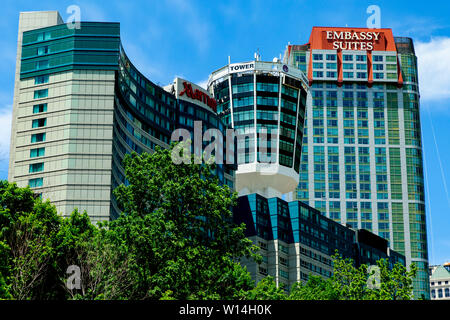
[{"left": 1, "top": 0, "right": 449, "bottom": 265}]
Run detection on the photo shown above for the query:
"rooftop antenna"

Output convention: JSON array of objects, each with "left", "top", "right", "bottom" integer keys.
[
  {"left": 228, "top": 55, "right": 231, "bottom": 65},
  {"left": 254, "top": 48, "right": 261, "bottom": 61}
]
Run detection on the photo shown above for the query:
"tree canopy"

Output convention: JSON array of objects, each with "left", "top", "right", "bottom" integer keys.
[{"left": 0, "top": 144, "right": 418, "bottom": 300}]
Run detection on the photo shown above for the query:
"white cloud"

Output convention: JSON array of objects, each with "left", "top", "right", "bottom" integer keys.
[
  {"left": 166, "top": 0, "right": 211, "bottom": 54},
  {"left": 76, "top": 2, "right": 109, "bottom": 22},
  {"left": 0, "top": 106, "right": 12, "bottom": 161},
  {"left": 416, "top": 37, "right": 450, "bottom": 102},
  {"left": 0, "top": 106, "right": 11, "bottom": 179},
  {"left": 197, "top": 78, "right": 208, "bottom": 90}
]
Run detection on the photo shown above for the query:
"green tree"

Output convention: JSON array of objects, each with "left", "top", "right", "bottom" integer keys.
[
  {"left": 0, "top": 181, "right": 63, "bottom": 299},
  {"left": 373, "top": 258, "right": 417, "bottom": 300},
  {"left": 329, "top": 251, "right": 374, "bottom": 300},
  {"left": 244, "top": 276, "right": 287, "bottom": 300},
  {"left": 287, "top": 251, "right": 417, "bottom": 300},
  {"left": 288, "top": 275, "right": 338, "bottom": 300},
  {"left": 109, "top": 145, "right": 259, "bottom": 299}
]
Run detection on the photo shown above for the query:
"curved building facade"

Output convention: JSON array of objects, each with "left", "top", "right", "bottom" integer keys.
[
  {"left": 9, "top": 12, "right": 232, "bottom": 222},
  {"left": 207, "top": 61, "right": 309, "bottom": 198}
]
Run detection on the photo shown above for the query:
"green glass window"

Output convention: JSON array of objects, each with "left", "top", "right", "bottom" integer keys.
[
  {"left": 343, "top": 63, "right": 353, "bottom": 70},
  {"left": 35, "top": 75, "right": 49, "bottom": 84},
  {"left": 34, "top": 89, "right": 48, "bottom": 99},
  {"left": 256, "top": 82, "right": 278, "bottom": 92},
  {"left": 32, "top": 118, "right": 46, "bottom": 128},
  {"left": 28, "top": 177, "right": 43, "bottom": 188},
  {"left": 31, "top": 133, "right": 46, "bottom": 143},
  {"left": 343, "top": 54, "right": 353, "bottom": 61},
  {"left": 33, "top": 103, "right": 47, "bottom": 113},
  {"left": 30, "top": 147, "right": 45, "bottom": 158},
  {"left": 29, "top": 162, "right": 44, "bottom": 173},
  {"left": 386, "top": 56, "right": 397, "bottom": 62},
  {"left": 37, "top": 46, "right": 49, "bottom": 56}
]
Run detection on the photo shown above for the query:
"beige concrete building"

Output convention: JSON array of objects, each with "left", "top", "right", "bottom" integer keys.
[
  {"left": 9, "top": 12, "right": 116, "bottom": 222},
  {"left": 430, "top": 263, "right": 450, "bottom": 300}
]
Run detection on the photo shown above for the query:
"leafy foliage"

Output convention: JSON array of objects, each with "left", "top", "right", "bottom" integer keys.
[
  {"left": 0, "top": 145, "right": 418, "bottom": 300},
  {"left": 288, "top": 275, "right": 339, "bottom": 300},
  {"left": 0, "top": 144, "right": 258, "bottom": 300},
  {"left": 244, "top": 276, "right": 287, "bottom": 300},
  {"left": 109, "top": 146, "right": 258, "bottom": 299}
]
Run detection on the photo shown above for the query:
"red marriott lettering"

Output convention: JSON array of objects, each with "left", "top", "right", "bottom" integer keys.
[{"left": 179, "top": 81, "right": 217, "bottom": 112}]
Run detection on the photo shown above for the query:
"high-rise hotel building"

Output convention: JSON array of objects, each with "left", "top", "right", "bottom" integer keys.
[
  {"left": 283, "top": 27, "right": 428, "bottom": 298},
  {"left": 9, "top": 11, "right": 234, "bottom": 222},
  {"left": 207, "top": 59, "right": 405, "bottom": 291},
  {"left": 8, "top": 12, "right": 414, "bottom": 296}
]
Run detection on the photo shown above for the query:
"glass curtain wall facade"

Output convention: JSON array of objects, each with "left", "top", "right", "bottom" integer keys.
[
  {"left": 10, "top": 11, "right": 232, "bottom": 222},
  {"left": 283, "top": 27, "right": 428, "bottom": 298},
  {"left": 207, "top": 61, "right": 308, "bottom": 198},
  {"left": 234, "top": 193, "right": 405, "bottom": 291}
]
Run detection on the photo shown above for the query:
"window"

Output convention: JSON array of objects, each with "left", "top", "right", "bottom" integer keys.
[
  {"left": 256, "top": 82, "right": 278, "bottom": 92},
  {"left": 374, "top": 73, "right": 384, "bottom": 79},
  {"left": 29, "top": 162, "right": 44, "bottom": 173},
  {"left": 37, "top": 31, "right": 51, "bottom": 41},
  {"left": 37, "top": 46, "right": 48, "bottom": 55},
  {"left": 326, "top": 63, "right": 337, "bottom": 69},
  {"left": 326, "top": 54, "right": 336, "bottom": 61},
  {"left": 34, "top": 89, "right": 48, "bottom": 99},
  {"left": 343, "top": 54, "right": 353, "bottom": 61},
  {"left": 356, "top": 72, "right": 367, "bottom": 79},
  {"left": 33, "top": 103, "right": 47, "bottom": 113},
  {"left": 343, "top": 63, "right": 353, "bottom": 70},
  {"left": 313, "top": 71, "right": 323, "bottom": 77},
  {"left": 356, "top": 64, "right": 366, "bottom": 70},
  {"left": 384, "top": 56, "right": 396, "bottom": 64},
  {"left": 30, "top": 147, "right": 45, "bottom": 158},
  {"left": 32, "top": 118, "right": 47, "bottom": 128},
  {"left": 343, "top": 72, "right": 353, "bottom": 79},
  {"left": 313, "top": 62, "right": 323, "bottom": 68},
  {"left": 356, "top": 55, "right": 367, "bottom": 61},
  {"left": 313, "top": 54, "right": 323, "bottom": 61},
  {"left": 31, "top": 133, "right": 46, "bottom": 143},
  {"left": 232, "top": 82, "right": 253, "bottom": 94},
  {"left": 35, "top": 75, "right": 49, "bottom": 85},
  {"left": 296, "top": 55, "right": 306, "bottom": 63},
  {"left": 373, "top": 55, "right": 383, "bottom": 62},
  {"left": 28, "top": 177, "right": 43, "bottom": 188},
  {"left": 36, "top": 60, "right": 49, "bottom": 70},
  {"left": 373, "top": 64, "right": 384, "bottom": 71}
]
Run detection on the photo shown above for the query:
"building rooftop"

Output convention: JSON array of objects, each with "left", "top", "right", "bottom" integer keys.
[{"left": 430, "top": 265, "right": 450, "bottom": 280}]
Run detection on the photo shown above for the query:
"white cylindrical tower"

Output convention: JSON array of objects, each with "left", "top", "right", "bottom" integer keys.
[{"left": 208, "top": 61, "right": 309, "bottom": 198}]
